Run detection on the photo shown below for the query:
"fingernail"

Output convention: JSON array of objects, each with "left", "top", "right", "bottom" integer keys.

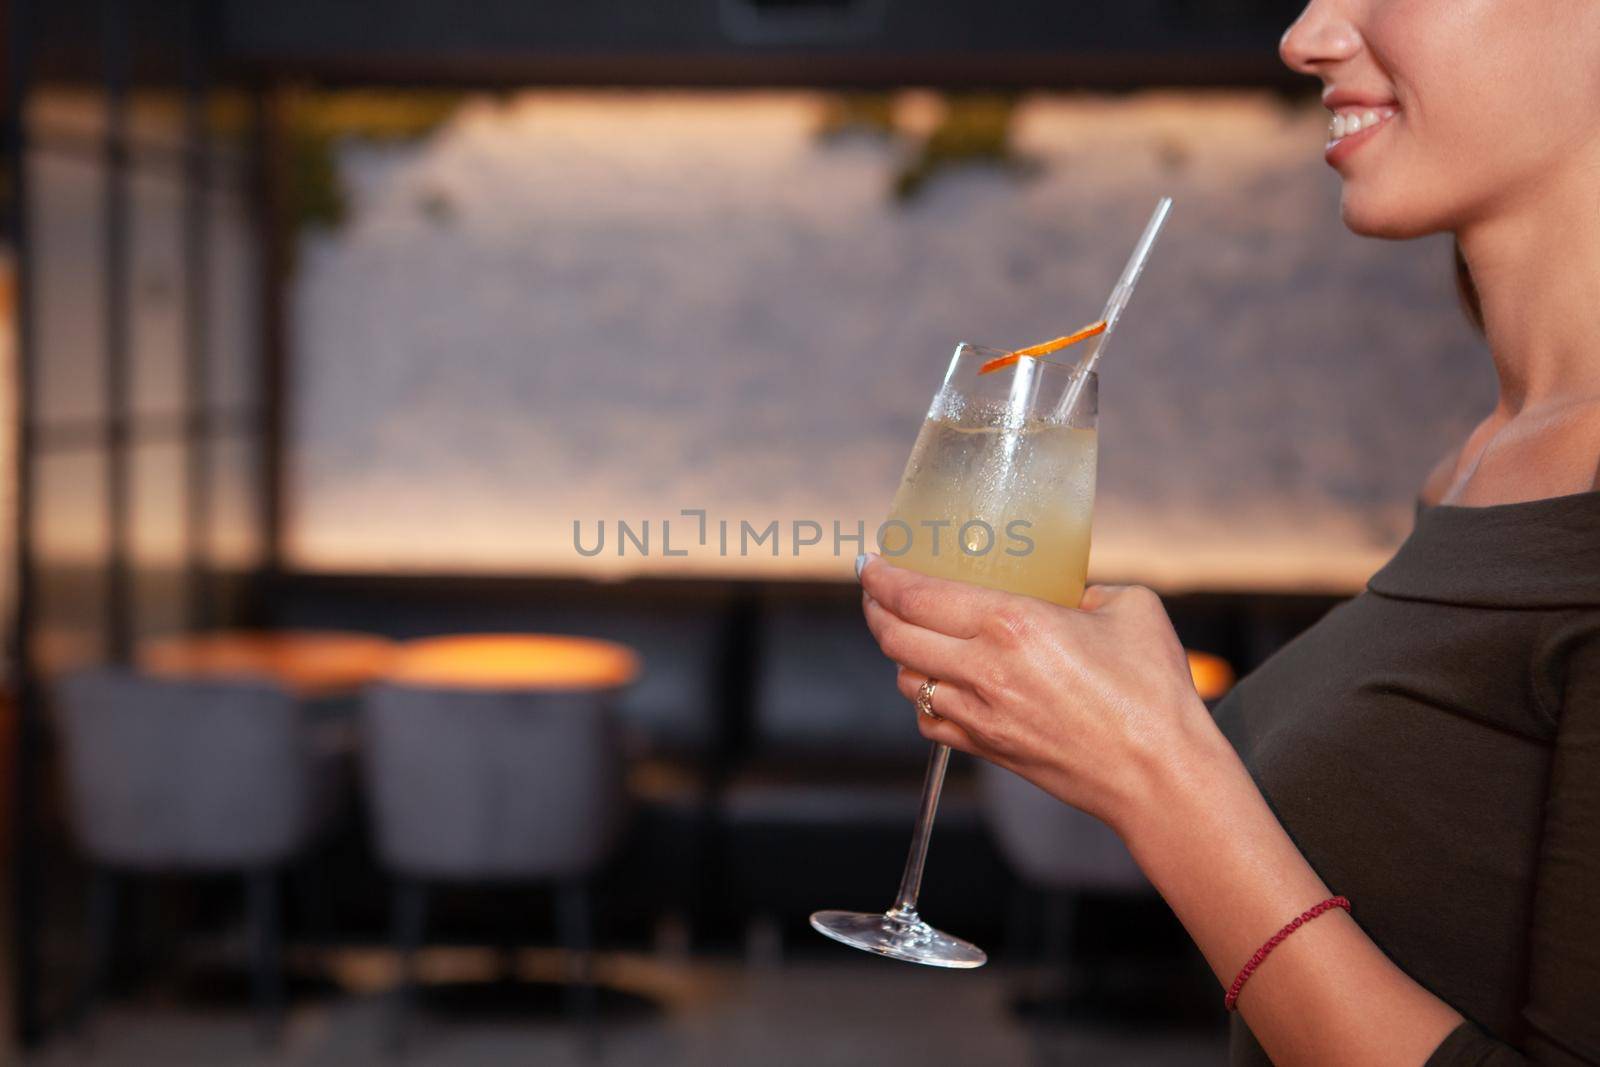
[{"left": 855, "top": 553, "right": 871, "bottom": 581}]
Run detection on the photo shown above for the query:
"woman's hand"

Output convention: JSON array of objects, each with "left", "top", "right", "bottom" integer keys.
[
  {"left": 858, "top": 553, "right": 1223, "bottom": 834},
  {"left": 863, "top": 554, "right": 1470, "bottom": 1062}
]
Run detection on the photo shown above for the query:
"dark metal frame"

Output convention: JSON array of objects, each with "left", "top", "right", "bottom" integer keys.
[
  {"left": 4, "top": 0, "right": 274, "bottom": 1045},
  {"left": 182, "top": 0, "right": 216, "bottom": 627},
  {"left": 102, "top": 0, "right": 132, "bottom": 663},
  {"left": 6, "top": 0, "right": 42, "bottom": 1048},
  {"left": 252, "top": 84, "right": 287, "bottom": 578}
]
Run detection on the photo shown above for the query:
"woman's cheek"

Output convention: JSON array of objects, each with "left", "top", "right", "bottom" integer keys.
[{"left": 1364, "top": 0, "right": 1571, "bottom": 226}]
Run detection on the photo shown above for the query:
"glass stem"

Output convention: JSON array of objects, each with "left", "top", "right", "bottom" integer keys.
[{"left": 890, "top": 741, "right": 951, "bottom": 921}]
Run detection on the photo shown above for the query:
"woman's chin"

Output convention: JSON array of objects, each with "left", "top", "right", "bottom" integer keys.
[{"left": 1339, "top": 187, "right": 1443, "bottom": 241}]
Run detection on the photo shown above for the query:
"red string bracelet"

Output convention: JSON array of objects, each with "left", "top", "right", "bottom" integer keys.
[{"left": 1224, "top": 895, "right": 1351, "bottom": 1012}]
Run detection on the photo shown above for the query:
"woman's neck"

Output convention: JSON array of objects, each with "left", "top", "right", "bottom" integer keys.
[{"left": 1457, "top": 170, "right": 1600, "bottom": 418}]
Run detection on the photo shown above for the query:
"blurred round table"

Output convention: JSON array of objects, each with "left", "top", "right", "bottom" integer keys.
[
  {"left": 1185, "top": 650, "right": 1236, "bottom": 704},
  {"left": 385, "top": 634, "right": 640, "bottom": 691},
  {"left": 138, "top": 629, "right": 397, "bottom": 698}
]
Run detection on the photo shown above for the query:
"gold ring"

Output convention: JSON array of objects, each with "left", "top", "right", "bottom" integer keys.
[{"left": 916, "top": 678, "right": 943, "bottom": 720}]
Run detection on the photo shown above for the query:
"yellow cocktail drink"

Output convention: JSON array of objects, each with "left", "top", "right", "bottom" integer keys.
[{"left": 885, "top": 418, "right": 1097, "bottom": 608}]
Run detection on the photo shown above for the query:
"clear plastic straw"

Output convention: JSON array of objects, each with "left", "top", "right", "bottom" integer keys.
[{"left": 1053, "top": 196, "right": 1173, "bottom": 422}]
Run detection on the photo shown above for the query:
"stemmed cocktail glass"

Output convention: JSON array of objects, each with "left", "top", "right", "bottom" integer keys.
[{"left": 810, "top": 198, "right": 1171, "bottom": 968}]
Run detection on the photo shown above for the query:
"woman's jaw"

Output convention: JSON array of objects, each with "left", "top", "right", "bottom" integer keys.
[{"left": 1320, "top": 85, "right": 1423, "bottom": 240}]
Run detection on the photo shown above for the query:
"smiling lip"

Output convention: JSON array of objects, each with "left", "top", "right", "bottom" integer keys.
[
  {"left": 1321, "top": 90, "right": 1400, "bottom": 168},
  {"left": 1322, "top": 87, "right": 1397, "bottom": 111}
]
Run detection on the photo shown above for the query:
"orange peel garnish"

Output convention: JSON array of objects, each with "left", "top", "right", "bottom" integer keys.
[{"left": 979, "top": 320, "right": 1107, "bottom": 375}]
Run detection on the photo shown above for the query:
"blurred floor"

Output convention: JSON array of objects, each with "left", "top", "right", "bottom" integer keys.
[
  {"left": 1, "top": 880, "right": 13, "bottom": 1066},
  {"left": 2, "top": 689, "right": 15, "bottom": 1064},
  {"left": 24, "top": 953, "right": 1226, "bottom": 1066}
]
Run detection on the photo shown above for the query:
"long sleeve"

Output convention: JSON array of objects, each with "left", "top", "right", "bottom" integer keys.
[{"left": 1425, "top": 621, "right": 1600, "bottom": 1066}]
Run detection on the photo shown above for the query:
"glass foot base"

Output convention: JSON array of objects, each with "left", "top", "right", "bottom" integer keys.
[{"left": 809, "top": 907, "right": 987, "bottom": 968}]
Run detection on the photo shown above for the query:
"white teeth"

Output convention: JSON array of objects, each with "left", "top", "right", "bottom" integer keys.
[{"left": 1327, "top": 107, "right": 1395, "bottom": 143}]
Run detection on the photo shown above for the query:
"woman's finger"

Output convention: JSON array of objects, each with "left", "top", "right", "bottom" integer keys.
[
  {"left": 896, "top": 667, "right": 985, "bottom": 755},
  {"left": 915, "top": 704, "right": 981, "bottom": 752},
  {"left": 859, "top": 554, "right": 1016, "bottom": 639},
  {"left": 894, "top": 666, "right": 979, "bottom": 729},
  {"left": 863, "top": 592, "right": 973, "bottom": 684}
]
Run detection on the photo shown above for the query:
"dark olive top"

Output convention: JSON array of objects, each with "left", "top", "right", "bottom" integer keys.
[{"left": 1212, "top": 493, "right": 1600, "bottom": 1065}]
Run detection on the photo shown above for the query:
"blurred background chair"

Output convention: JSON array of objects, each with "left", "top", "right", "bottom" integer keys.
[
  {"left": 272, "top": 589, "right": 725, "bottom": 950},
  {"left": 719, "top": 594, "right": 993, "bottom": 959},
  {"left": 54, "top": 666, "right": 343, "bottom": 1044},
  {"left": 979, "top": 650, "right": 1234, "bottom": 1012},
  {"left": 978, "top": 760, "right": 1148, "bottom": 1005},
  {"left": 360, "top": 634, "right": 636, "bottom": 1050}
]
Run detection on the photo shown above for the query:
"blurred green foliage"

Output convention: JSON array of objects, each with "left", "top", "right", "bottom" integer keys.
[
  {"left": 241, "top": 88, "right": 1027, "bottom": 245},
  {"left": 894, "top": 93, "right": 1028, "bottom": 202},
  {"left": 817, "top": 91, "right": 1033, "bottom": 203},
  {"left": 815, "top": 93, "right": 899, "bottom": 141},
  {"left": 280, "top": 90, "right": 464, "bottom": 231}
]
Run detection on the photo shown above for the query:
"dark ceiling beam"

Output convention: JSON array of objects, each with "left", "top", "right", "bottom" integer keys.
[
  {"left": 25, "top": 0, "right": 1314, "bottom": 91},
  {"left": 216, "top": 50, "right": 1308, "bottom": 92}
]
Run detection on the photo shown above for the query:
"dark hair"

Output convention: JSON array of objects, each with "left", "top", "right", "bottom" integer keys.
[{"left": 1454, "top": 239, "right": 1484, "bottom": 334}]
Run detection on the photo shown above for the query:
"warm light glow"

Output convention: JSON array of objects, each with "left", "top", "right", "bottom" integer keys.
[
  {"left": 386, "top": 634, "right": 640, "bottom": 691},
  {"left": 138, "top": 630, "right": 396, "bottom": 697},
  {"left": 1186, "top": 649, "right": 1235, "bottom": 703}
]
